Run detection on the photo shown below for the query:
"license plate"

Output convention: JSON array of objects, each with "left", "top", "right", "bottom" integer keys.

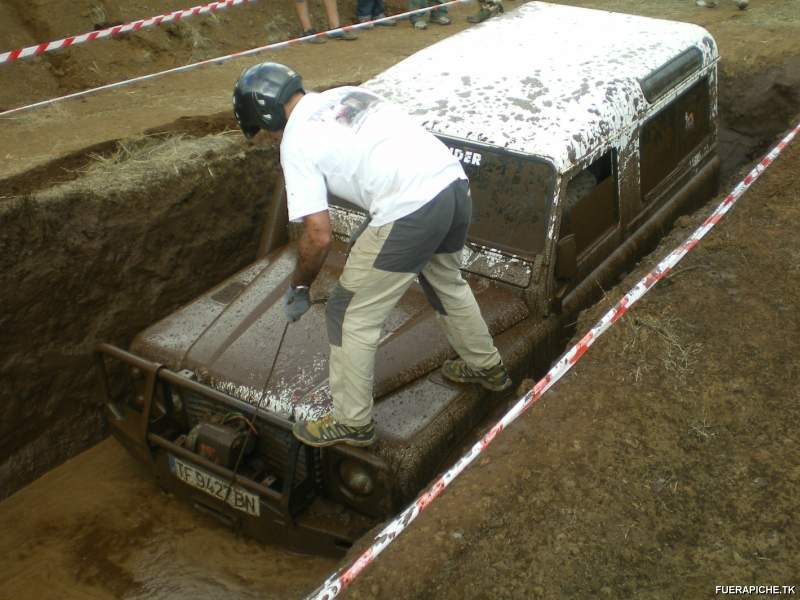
[{"left": 169, "top": 455, "right": 260, "bottom": 517}]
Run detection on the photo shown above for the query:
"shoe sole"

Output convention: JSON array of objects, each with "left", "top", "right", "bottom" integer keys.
[
  {"left": 292, "top": 429, "right": 376, "bottom": 448},
  {"left": 441, "top": 371, "right": 512, "bottom": 392}
]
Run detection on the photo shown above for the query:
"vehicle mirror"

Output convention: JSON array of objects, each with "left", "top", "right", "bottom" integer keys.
[{"left": 555, "top": 234, "right": 577, "bottom": 280}]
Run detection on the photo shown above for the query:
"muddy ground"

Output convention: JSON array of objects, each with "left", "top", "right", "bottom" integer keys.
[{"left": 0, "top": 0, "right": 799, "bottom": 598}]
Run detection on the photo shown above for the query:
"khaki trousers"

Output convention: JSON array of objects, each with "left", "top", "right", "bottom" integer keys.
[{"left": 325, "top": 179, "right": 501, "bottom": 427}]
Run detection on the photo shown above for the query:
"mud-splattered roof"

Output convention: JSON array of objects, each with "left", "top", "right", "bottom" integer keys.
[{"left": 364, "top": 2, "right": 718, "bottom": 172}]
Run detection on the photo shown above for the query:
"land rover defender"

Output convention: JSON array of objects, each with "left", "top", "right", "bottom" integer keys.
[{"left": 95, "top": 2, "right": 720, "bottom": 556}]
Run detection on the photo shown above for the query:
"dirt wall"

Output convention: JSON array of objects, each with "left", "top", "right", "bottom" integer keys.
[{"left": 0, "top": 133, "right": 280, "bottom": 499}]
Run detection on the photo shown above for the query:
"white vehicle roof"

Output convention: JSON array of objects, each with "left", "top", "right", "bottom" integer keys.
[{"left": 364, "top": 2, "right": 718, "bottom": 172}]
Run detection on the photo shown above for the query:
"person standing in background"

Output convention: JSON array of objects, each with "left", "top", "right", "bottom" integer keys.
[{"left": 294, "top": 0, "right": 358, "bottom": 43}]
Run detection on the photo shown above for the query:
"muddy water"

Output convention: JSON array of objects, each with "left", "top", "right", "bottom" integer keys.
[{"left": 0, "top": 440, "right": 335, "bottom": 600}]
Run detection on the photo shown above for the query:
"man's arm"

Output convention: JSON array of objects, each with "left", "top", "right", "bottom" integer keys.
[{"left": 292, "top": 209, "right": 332, "bottom": 288}]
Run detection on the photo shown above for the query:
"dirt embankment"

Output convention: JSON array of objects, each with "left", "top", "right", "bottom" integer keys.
[{"left": 0, "top": 134, "right": 280, "bottom": 499}]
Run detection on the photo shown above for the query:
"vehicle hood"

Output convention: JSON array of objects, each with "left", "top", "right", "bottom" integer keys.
[{"left": 131, "top": 241, "right": 529, "bottom": 422}]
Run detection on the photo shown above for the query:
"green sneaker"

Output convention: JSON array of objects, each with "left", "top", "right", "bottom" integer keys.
[
  {"left": 293, "top": 415, "right": 376, "bottom": 447},
  {"left": 301, "top": 28, "right": 326, "bottom": 44},
  {"left": 327, "top": 29, "right": 358, "bottom": 41},
  {"left": 441, "top": 359, "right": 512, "bottom": 391}
]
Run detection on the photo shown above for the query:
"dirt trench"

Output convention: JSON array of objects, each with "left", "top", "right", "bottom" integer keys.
[
  {"left": 0, "top": 132, "right": 281, "bottom": 499},
  {"left": 2, "top": 40, "right": 799, "bottom": 506}
]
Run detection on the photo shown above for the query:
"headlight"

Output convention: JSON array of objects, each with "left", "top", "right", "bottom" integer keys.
[{"left": 338, "top": 459, "right": 375, "bottom": 497}]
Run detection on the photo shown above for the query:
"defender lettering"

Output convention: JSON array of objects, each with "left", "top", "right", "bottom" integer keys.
[{"left": 449, "top": 146, "right": 482, "bottom": 166}]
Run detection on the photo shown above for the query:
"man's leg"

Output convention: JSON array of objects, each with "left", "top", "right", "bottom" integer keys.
[
  {"left": 419, "top": 253, "right": 503, "bottom": 369},
  {"left": 418, "top": 181, "right": 511, "bottom": 391},
  {"left": 329, "top": 229, "right": 417, "bottom": 426},
  {"left": 293, "top": 223, "right": 416, "bottom": 447}
]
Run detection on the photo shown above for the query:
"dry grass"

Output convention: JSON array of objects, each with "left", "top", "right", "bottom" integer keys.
[
  {"left": 168, "top": 21, "right": 215, "bottom": 60},
  {"left": 618, "top": 314, "right": 702, "bottom": 387},
  {"left": 689, "top": 413, "right": 718, "bottom": 441},
  {"left": 1, "top": 102, "right": 72, "bottom": 127},
  {"left": 89, "top": 3, "right": 108, "bottom": 28},
  {"left": 45, "top": 132, "right": 241, "bottom": 197}
]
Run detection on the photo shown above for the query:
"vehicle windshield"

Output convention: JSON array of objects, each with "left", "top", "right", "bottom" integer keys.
[{"left": 439, "top": 138, "right": 555, "bottom": 257}]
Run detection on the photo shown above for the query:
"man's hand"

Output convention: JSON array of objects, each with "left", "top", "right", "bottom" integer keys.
[{"left": 284, "top": 285, "right": 311, "bottom": 322}]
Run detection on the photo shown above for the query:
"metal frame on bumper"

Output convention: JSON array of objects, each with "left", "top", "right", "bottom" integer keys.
[{"left": 94, "top": 342, "right": 376, "bottom": 556}]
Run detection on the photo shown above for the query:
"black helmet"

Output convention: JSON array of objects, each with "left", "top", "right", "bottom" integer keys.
[{"left": 232, "top": 62, "right": 304, "bottom": 137}]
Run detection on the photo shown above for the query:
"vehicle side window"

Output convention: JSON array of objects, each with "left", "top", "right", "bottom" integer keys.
[
  {"left": 640, "top": 77, "right": 711, "bottom": 199},
  {"left": 562, "top": 151, "right": 618, "bottom": 256}
]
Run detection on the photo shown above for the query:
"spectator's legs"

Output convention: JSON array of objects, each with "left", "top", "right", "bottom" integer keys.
[
  {"left": 294, "top": 0, "right": 314, "bottom": 31},
  {"left": 409, "top": 0, "right": 427, "bottom": 26},
  {"left": 371, "top": 0, "right": 396, "bottom": 26},
  {"left": 357, "top": 0, "right": 374, "bottom": 19},
  {"left": 322, "top": 0, "right": 343, "bottom": 28},
  {"left": 430, "top": 0, "right": 449, "bottom": 19},
  {"left": 321, "top": 0, "right": 358, "bottom": 38}
]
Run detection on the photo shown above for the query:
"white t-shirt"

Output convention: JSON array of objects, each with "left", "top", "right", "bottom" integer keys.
[{"left": 280, "top": 87, "right": 466, "bottom": 226}]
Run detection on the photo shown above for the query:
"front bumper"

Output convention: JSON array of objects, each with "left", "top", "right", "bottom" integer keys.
[{"left": 94, "top": 343, "right": 388, "bottom": 556}]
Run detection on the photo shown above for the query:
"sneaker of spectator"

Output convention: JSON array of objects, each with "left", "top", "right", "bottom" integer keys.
[
  {"left": 374, "top": 12, "right": 397, "bottom": 26},
  {"left": 696, "top": 0, "right": 748, "bottom": 7},
  {"left": 410, "top": 1, "right": 449, "bottom": 31},
  {"left": 301, "top": 28, "right": 326, "bottom": 43},
  {"left": 327, "top": 28, "right": 358, "bottom": 40},
  {"left": 357, "top": 16, "right": 375, "bottom": 29}
]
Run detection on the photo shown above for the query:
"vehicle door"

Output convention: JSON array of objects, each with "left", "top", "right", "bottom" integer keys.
[
  {"left": 629, "top": 56, "right": 716, "bottom": 234},
  {"left": 553, "top": 150, "right": 622, "bottom": 301}
]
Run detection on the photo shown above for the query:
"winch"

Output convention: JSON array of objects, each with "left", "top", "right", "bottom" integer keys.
[{"left": 185, "top": 418, "right": 255, "bottom": 469}]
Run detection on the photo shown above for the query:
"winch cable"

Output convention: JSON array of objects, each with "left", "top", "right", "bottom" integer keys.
[{"left": 221, "top": 318, "right": 290, "bottom": 506}]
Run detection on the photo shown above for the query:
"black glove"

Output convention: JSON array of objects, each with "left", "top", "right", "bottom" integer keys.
[{"left": 284, "top": 285, "right": 311, "bottom": 322}]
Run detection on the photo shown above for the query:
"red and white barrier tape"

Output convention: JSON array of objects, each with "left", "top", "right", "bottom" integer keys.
[
  {"left": 0, "top": 0, "right": 254, "bottom": 65},
  {"left": 306, "top": 122, "right": 800, "bottom": 600},
  {"left": 0, "top": 1, "right": 473, "bottom": 119}
]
